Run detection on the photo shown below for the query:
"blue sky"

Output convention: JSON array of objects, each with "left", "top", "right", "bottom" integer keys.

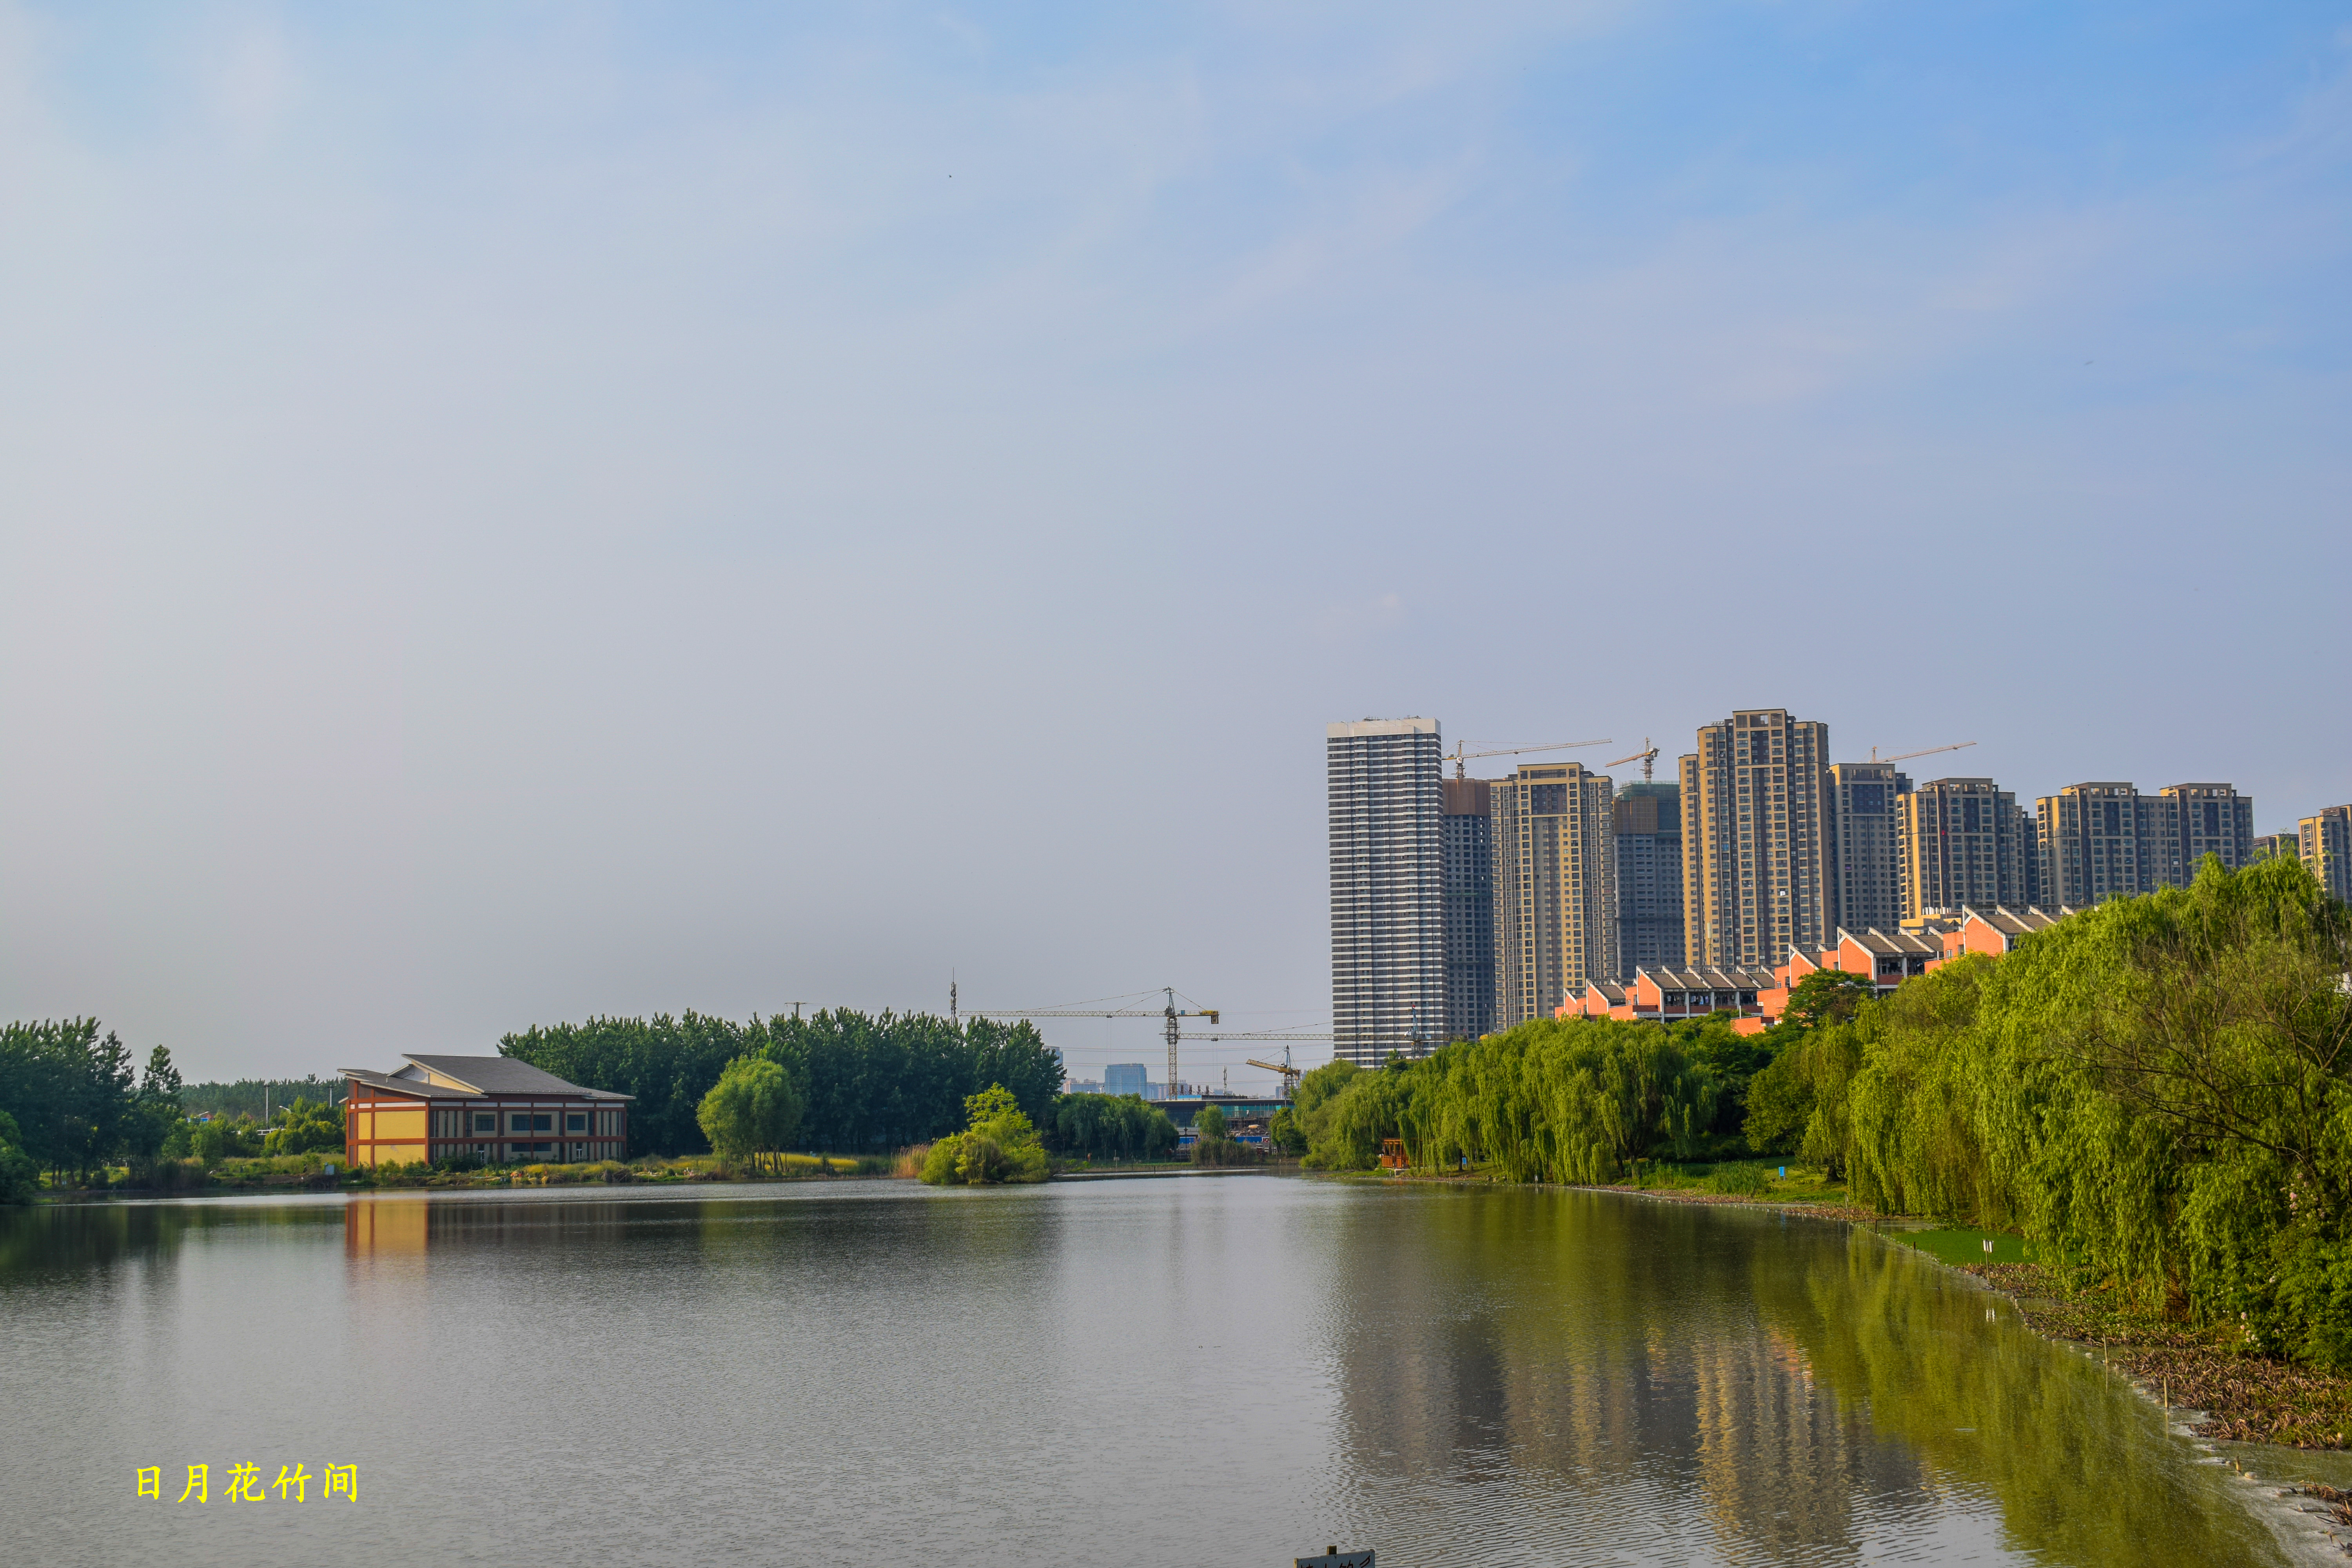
[{"left": 3, "top": 3, "right": 2348, "bottom": 1083}]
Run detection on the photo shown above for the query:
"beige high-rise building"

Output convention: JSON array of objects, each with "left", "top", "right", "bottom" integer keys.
[
  {"left": 1897, "top": 777, "right": 2034, "bottom": 916},
  {"left": 1492, "top": 762, "right": 1617, "bottom": 1026},
  {"left": 2036, "top": 780, "right": 2254, "bottom": 906},
  {"left": 2157, "top": 782, "right": 2256, "bottom": 884},
  {"left": 2036, "top": 782, "right": 2158, "bottom": 907},
  {"left": 1827, "top": 761, "right": 1909, "bottom": 934},
  {"left": 1679, "top": 710, "right": 1832, "bottom": 969},
  {"left": 2301, "top": 804, "right": 2352, "bottom": 902}
]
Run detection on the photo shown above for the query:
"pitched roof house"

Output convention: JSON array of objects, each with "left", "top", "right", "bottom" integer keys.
[{"left": 341, "top": 1054, "right": 632, "bottom": 1168}]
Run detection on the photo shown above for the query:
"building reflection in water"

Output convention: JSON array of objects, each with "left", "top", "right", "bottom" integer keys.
[{"left": 1321, "top": 1189, "right": 1941, "bottom": 1563}]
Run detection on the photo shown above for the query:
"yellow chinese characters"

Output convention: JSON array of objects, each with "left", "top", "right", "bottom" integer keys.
[
  {"left": 140, "top": 1461, "right": 357, "bottom": 1502},
  {"left": 224, "top": 1462, "right": 268, "bottom": 1503}
]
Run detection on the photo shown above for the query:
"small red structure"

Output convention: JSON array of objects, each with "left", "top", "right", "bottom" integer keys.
[{"left": 1378, "top": 1138, "right": 1408, "bottom": 1171}]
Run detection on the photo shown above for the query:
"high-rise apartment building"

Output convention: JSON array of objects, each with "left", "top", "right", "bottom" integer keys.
[
  {"left": 2037, "top": 783, "right": 2158, "bottom": 906},
  {"left": 1897, "top": 777, "right": 2034, "bottom": 915},
  {"left": 2038, "top": 781, "right": 2257, "bottom": 906},
  {"left": 2158, "top": 783, "right": 2255, "bottom": 884},
  {"left": 1441, "top": 778, "right": 1495, "bottom": 1042},
  {"left": 1492, "top": 762, "right": 1617, "bottom": 1026},
  {"left": 2300, "top": 804, "right": 2352, "bottom": 902},
  {"left": 1613, "top": 781, "right": 1684, "bottom": 978},
  {"left": 1827, "top": 762, "right": 1910, "bottom": 933},
  {"left": 1328, "top": 718, "right": 1446, "bottom": 1066},
  {"left": 1680, "top": 710, "right": 1833, "bottom": 969}
]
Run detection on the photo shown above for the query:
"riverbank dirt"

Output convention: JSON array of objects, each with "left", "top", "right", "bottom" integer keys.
[{"left": 1962, "top": 1260, "right": 2352, "bottom": 1453}]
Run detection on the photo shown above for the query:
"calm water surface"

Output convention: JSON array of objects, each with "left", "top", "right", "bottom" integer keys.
[{"left": 0, "top": 1176, "right": 2335, "bottom": 1566}]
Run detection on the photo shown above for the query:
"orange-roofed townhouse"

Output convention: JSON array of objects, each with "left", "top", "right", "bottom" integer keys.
[{"left": 1927, "top": 905, "right": 2078, "bottom": 968}]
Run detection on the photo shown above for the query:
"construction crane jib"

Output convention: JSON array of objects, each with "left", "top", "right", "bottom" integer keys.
[
  {"left": 1446, "top": 737, "right": 1612, "bottom": 780},
  {"left": 1607, "top": 737, "right": 1661, "bottom": 783},
  {"left": 965, "top": 988, "right": 1218, "bottom": 1100},
  {"left": 1867, "top": 740, "right": 1979, "bottom": 766}
]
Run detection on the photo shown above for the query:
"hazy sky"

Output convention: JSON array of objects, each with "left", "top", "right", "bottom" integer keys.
[{"left": 4, "top": 3, "right": 2347, "bottom": 1087}]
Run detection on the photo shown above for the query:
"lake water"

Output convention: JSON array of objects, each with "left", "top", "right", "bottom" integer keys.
[{"left": 2, "top": 1175, "right": 2340, "bottom": 1566}]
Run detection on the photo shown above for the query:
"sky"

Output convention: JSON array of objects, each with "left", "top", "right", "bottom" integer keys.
[{"left": 2, "top": 2, "right": 2348, "bottom": 1088}]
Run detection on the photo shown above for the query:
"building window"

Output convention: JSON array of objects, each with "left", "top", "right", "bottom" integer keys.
[
  {"left": 474, "top": 1113, "right": 496, "bottom": 1134},
  {"left": 566, "top": 1113, "right": 587, "bottom": 1133}
]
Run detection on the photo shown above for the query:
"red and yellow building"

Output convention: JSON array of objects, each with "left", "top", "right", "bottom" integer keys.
[
  {"left": 341, "top": 1054, "right": 632, "bottom": 1168},
  {"left": 1556, "top": 905, "right": 2082, "bottom": 1033}
]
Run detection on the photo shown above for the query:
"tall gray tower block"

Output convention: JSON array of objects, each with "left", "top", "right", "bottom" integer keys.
[{"left": 1329, "top": 718, "right": 1446, "bottom": 1066}]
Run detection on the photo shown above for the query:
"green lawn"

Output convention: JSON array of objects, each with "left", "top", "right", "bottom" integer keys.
[{"left": 1900, "top": 1227, "right": 2052, "bottom": 1266}]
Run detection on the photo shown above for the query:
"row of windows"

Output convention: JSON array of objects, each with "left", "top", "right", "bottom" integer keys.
[{"left": 427, "top": 1109, "right": 621, "bottom": 1138}]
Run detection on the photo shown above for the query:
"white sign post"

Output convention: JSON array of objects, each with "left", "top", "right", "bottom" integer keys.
[{"left": 1296, "top": 1552, "right": 1373, "bottom": 1568}]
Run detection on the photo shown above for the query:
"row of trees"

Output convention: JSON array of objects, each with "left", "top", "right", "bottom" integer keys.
[
  {"left": 501, "top": 1009, "right": 1064, "bottom": 1157},
  {"left": 1303, "top": 855, "right": 2352, "bottom": 1372},
  {"left": 0, "top": 1020, "right": 186, "bottom": 1187},
  {"left": 1741, "top": 855, "right": 2352, "bottom": 1368},
  {"left": 0, "top": 1022, "right": 354, "bottom": 1200},
  {"left": 1293, "top": 1011, "right": 1783, "bottom": 1181}
]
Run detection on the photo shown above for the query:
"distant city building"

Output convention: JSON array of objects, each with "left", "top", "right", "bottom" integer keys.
[
  {"left": 2299, "top": 805, "right": 2352, "bottom": 902},
  {"left": 1492, "top": 762, "right": 1617, "bottom": 1027},
  {"left": 2037, "top": 781, "right": 2256, "bottom": 905},
  {"left": 1612, "top": 781, "right": 1684, "bottom": 979},
  {"left": 1441, "top": 777, "right": 1496, "bottom": 1041},
  {"left": 1681, "top": 710, "right": 1833, "bottom": 969},
  {"left": 2250, "top": 831, "right": 2301, "bottom": 866},
  {"left": 2036, "top": 782, "right": 2160, "bottom": 906},
  {"left": 2157, "top": 783, "right": 2255, "bottom": 884},
  {"left": 1897, "top": 777, "right": 2034, "bottom": 917},
  {"left": 1827, "top": 762, "right": 1911, "bottom": 934},
  {"left": 1328, "top": 717, "right": 1446, "bottom": 1066},
  {"left": 1102, "top": 1063, "right": 1150, "bottom": 1098}
]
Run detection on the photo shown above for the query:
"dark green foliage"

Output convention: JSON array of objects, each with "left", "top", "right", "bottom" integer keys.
[
  {"left": 1052, "top": 1093, "right": 1176, "bottom": 1161},
  {"left": 764, "top": 1011, "right": 1061, "bottom": 1153},
  {"left": 1194, "top": 1103, "right": 1229, "bottom": 1140},
  {"left": 502, "top": 1008, "right": 1062, "bottom": 1156},
  {"left": 1780, "top": 969, "right": 1878, "bottom": 1032},
  {"left": 0, "top": 1018, "right": 139, "bottom": 1180},
  {"left": 0, "top": 1111, "right": 38, "bottom": 1204},
  {"left": 1267, "top": 1105, "right": 1307, "bottom": 1154},
  {"left": 502, "top": 1011, "right": 748, "bottom": 1157}
]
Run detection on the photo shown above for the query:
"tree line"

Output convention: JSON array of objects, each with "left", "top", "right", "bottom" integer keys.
[
  {"left": 1304, "top": 855, "right": 2352, "bottom": 1372},
  {"left": 501, "top": 1008, "right": 1067, "bottom": 1157},
  {"left": 0, "top": 1022, "right": 354, "bottom": 1201}
]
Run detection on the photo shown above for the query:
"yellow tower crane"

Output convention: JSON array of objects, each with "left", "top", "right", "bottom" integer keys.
[
  {"left": 1608, "top": 738, "right": 1661, "bottom": 782},
  {"left": 1869, "top": 740, "right": 1978, "bottom": 766},
  {"left": 965, "top": 988, "right": 1218, "bottom": 1100},
  {"left": 1445, "top": 736, "right": 1612, "bottom": 780}
]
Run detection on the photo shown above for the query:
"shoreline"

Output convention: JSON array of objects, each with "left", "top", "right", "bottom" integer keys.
[{"left": 1391, "top": 1169, "right": 2352, "bottom": 1457}]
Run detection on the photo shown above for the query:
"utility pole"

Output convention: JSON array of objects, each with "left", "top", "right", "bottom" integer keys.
[{"left": 950, "top": 973, "right": 958, "bottom": 1030}]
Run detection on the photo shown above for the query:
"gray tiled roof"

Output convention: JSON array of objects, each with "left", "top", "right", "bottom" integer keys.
[
  {"left": 399, "top": 1054, "right": 633, "bottom": 1100},
  {"left": 339, "top": 1067, "right": 481, "bottom": 1100}
]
